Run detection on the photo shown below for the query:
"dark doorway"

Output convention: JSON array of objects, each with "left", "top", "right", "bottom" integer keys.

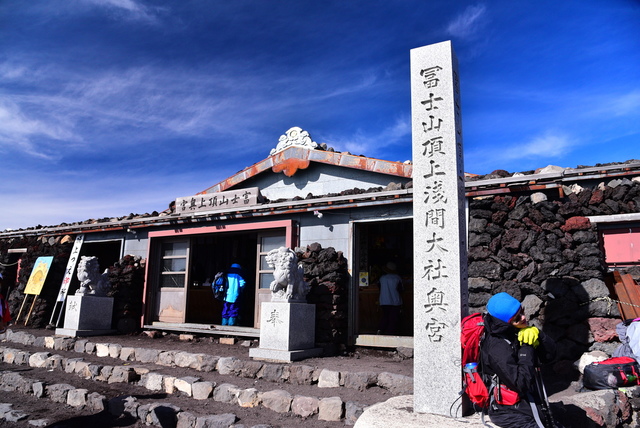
[
  {"left": 355, "top": 219, "right": 413, "bottom": 336},
  {"left": 187, "top": 232, "right": 257, "bottom": 327},
  {"left": 63, "top": 240, "right": 123, "bottom": 295},
  {"left": 80, "top": 241, "right": 123, "bottom": 272}
]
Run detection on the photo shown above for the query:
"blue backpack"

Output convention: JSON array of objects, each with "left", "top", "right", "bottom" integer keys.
[{"left": 212, "top": 272, "right": 227, "bottom": 301}]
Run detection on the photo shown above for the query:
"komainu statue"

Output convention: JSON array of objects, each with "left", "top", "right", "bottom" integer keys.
[
  {"left": 265, "top": 247, "right": 310, "bottom": 302},
  {"left": 75, "top": 256, "right": 111, "bottom": 297}
]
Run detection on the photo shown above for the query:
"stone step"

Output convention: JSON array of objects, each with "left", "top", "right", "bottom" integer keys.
[
  {"left": 2, "top": 329, "right": 413, "bottom": 396},
  {"left": 0, "top": 366, "right": 237, "bottom": 427},
  {"left": 0, "top": 345, "right": 358, "bottom": 427},
  {"left": 0, "top": 328, "right": 412, "bottom": 427}
]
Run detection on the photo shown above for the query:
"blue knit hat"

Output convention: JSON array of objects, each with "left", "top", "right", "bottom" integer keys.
[{"left": 487, "top": 292, "right": 521, "bottom": 323}]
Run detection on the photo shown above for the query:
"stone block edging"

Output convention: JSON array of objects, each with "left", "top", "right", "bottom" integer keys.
[
  {"left": 0, "top": 342, "right": 367, "bottom": 424},
  {"left": 2, "top": 329, "right": 413, "bottom": 395}
]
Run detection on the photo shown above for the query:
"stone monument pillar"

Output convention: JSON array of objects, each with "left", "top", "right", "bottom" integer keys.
[
  {"left": 411, "top": 41, "right": 468, "bottom": 415},
  {"left": 249, "top": 247, "right": 322, "bottom": 362},
  {"left": 56, "top": 256, "right": 115, "bottom": 337}
]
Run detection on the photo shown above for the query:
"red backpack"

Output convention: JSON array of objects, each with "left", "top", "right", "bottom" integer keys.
[{"left": 460, "top": 312, "right": 489, "bottom": 409}]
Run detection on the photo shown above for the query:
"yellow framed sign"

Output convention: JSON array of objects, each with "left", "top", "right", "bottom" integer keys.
[{"left": 24, "top": 256, "right": 54, "bottom": 295}]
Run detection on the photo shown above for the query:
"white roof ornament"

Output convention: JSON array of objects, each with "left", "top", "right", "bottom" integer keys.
[{"left": 270, "top": 127, "right": 318, "bottom": 156}]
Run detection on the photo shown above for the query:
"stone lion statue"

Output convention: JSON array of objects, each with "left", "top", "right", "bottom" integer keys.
[
  {"left": 265, "top": 247, "right": 309, "bottom": 302},
  {"left": 76, "top": 256, "right": 111, "bottom": 297}
]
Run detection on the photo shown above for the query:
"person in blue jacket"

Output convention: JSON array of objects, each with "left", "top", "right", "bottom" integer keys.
[{"left": 221, "top": 263, "right": 246, "bottom": 326}]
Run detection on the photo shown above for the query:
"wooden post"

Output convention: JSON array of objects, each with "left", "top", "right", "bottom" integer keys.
[
  {"left": 14, "top": 295, "right": 30, "bottom": 323},
  {"left": 24, "top": 296, "right": 38, "bottom": 326}
]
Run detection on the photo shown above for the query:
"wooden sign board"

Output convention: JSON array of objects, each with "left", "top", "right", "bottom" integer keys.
[
  {"left": 24, "top": 256, "right": 54, "bottom": 296},
  {"left": 56, "top": 234, "right": 84, "bottom": 303},
  {"left": 175, "top": 187, "right": 260, "bottom": 215}
]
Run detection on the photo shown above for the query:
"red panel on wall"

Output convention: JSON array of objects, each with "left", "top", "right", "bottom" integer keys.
[{"left": 602, "top": 227, "right": 640, "bottom": 265}]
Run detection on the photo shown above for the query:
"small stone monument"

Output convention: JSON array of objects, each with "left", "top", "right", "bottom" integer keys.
[
  {"left": 56, "top": 256, "right": 115, "bottom": 337},
  {"left": 249, "top": 247, "right": 322, "bottom": 362}
]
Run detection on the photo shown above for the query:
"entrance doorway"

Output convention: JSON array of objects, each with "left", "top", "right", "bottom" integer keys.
[
  {"left": 80, "top": 240, "right": 122, "bottom": 272},
  {"left": 187, "top": 232, "right": 257, "bottom": 326},
  {"left": 147, "top": 220, "right": 294, "bottom": 329},
  {"left": 63, "top": 239, "right": 123, "bottom": 295},
  {"left": 354, "top": 219, "right": 413, "bottom": 338}
]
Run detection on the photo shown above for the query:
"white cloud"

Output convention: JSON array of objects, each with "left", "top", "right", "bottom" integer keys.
[
  {"left": 0, "top": 13, "right": 406, "bottom": 178},
  {"left": 319, "top": 71, "right": 380, "bottom": 101},
  {"left": 82, "top": 0, "right": 163, "bottom": 22},
  {"left": 603, "top": 90, "right": 640, "bottom": 117},
  {"left": 0, "top": 168, "right": 207, "bottom": 230},
  {"left": 510, "top": 133, "right": 573, "bottom": 159},
  {"left": 0, "top": 193, "right": 153, "bottom": 230},
  {"left": 467, "top": 131, "right": 574, "bottom": 173},
  {"left": 1, "top": 64, "right": 236, "bottom": 156},
  {"left": 446, "top": 4, "right": 488, "bottom": 40},
  {"left": 0, "top": 56, "right": 398, "bottom": 162},
  {"left": 324, "top": 115, "right": 411, "bottom": 160},
  {"left": 0, "top": 63, "right": 29, "bottom": 80},
  {"left": 379, "top": 116, "right": 412, "bottom": 147},
  {"left": 91, "top": 0, "right": 144, "bottom": 12},
  {"left": 0, "top": 98, "right": 77, "bottom": 158}
]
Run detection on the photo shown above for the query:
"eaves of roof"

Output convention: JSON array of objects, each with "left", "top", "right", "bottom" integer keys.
[
  {"left": 0, "top": 189, "right": 413, "bottom": 238},
  {"left": 199, "top": 146, "right": 413, "bottom": 194},
  {"left": 3, "top": 160, "right": 639, "bottom": 240},
  {"left": 465, "top": 161, "right": 640, "bottom": 196}
]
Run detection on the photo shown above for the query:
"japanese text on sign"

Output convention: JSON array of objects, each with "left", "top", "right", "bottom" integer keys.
[
  {"left": 175, "top": 187, "right": 260, "bottom": 215},
  {"left": 266, "top": 309, "right": 282, "bottom": 327},
  {"left": 56, "top": 234, "right": 84, "bottom": 303},
  {"left": 418, "top": 63, "right": 451, "bottom": 342}
]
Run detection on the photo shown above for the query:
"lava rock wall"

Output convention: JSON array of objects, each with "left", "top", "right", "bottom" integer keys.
[
  {"left": 0, "top": 235, "right": 72, "bottom": 328},
  {"left": 106, "top": 255, "right": 145, "bottom": 333},
  {"left": 297, "top": 243, "right": 349, "bottom": 349},
  {"left": 468, "top": 177, "right": 640, "bottom": 362}
]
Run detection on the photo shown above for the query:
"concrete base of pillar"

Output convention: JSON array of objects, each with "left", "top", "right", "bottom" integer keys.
[{"left": 354, "top": 395, "right": 491, "bottom": 428}]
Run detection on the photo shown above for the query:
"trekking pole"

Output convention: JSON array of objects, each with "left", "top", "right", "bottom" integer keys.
[{"left": 534, "top": 358, "right": 556, "bottom": 428}]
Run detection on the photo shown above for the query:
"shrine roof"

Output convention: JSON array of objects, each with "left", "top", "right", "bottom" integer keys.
[{"left": 199, "top": 144, "right": 413, "bottom": 195}]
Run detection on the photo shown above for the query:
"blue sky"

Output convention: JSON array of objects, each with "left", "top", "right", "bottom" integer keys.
[{"left": 1, "top": 0, "right": 639, "bottom": 230}]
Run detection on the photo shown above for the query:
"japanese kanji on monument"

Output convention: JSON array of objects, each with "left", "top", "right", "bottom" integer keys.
[{"left": 411, "top": 40, "right": 468, "bottom": 415}]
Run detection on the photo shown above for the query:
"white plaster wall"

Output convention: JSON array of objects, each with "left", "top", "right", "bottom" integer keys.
[
  {"left": 122, "top": 231, "right": 149, "bottom": 259},
  {"left": 299, "top": 216, "right": 351, "bottom": 255},
  {"left": 243, "top": 163, "right": 409, "bottom": 201}
]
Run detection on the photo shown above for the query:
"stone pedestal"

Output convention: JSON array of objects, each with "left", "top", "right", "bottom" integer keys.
[
  {"left": 249, "top": 301, "right": 322, "bottom": 362},
  {"left": 55, "top": 295, "right": 115, "bottom": 337}
]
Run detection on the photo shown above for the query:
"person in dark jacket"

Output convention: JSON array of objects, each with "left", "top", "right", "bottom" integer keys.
[{"left": 481, "top": 292, "right": 561, "bottom": 428}]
